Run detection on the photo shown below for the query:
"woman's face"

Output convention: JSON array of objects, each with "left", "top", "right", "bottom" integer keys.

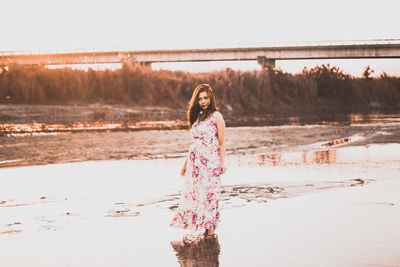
[{"left": 198, "top": 91, "right": 211, "bottom": 110}]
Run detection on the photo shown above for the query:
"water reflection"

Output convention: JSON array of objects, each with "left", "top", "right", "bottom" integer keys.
[
  {"left": 171, "top": 235, "right": 220, "bottom": 267},
  {"left": 258, "top": 150, "right": 337, "bottom": 166},
  {"left": 312, "top": 150, "right": 337, "bottom": 164},
  {"left": 258, "top": 153, "right": 281, "bottom": 166}
]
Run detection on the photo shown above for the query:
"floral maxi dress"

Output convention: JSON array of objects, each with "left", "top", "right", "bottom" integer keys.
[{"left": 170, "top": 111, "right": 223, "bottom": 232}]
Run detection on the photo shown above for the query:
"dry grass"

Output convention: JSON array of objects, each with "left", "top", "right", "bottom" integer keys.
[{"left": 1, "top": 64, "right": 399, "bottom": 114}]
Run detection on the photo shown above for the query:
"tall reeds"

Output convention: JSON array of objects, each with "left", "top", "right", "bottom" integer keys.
[{"left": 1, "top": 64, "right": 399, "bottom": 114}]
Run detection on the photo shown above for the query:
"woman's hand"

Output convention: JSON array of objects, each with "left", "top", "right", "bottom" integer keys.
[
  {"left": 219, "top": 164, "right": 227, "bottom": 174},
  {"left": 181, "top": 161, "right": 187, "bottom": 176},
  {"left": 215, "top": 112, "right": 226, "bottom": 176}
]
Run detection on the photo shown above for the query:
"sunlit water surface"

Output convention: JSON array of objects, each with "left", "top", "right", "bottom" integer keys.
[{"left": 0, "top": 112, "right": 399, "bottom": 266}]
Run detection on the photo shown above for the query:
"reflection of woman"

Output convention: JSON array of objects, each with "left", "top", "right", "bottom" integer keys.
[
  {"left": 170, "top": 84, "right": 226, "bottom": 237},
  {"left": 171, "top": 235, "right": 220, "bottom": 267}
]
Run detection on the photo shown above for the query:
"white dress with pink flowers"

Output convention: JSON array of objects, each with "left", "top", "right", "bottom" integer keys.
[{"left": 171, "top": 111, "right": 223, "bottom": 231}]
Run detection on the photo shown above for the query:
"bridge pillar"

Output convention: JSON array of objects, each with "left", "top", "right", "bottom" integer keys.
[
  {"left": 257, "top": 56, "right": 275, "bottom": 69},
  {"left": 122, "top": 57, "right": 152, "bottom": 70}
]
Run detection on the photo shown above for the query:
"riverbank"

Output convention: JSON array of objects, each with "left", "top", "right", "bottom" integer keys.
[
  {"left": 1, "top": 104, "right": 400, "bottom": 169},
  {"left": 2, "top": 103, "right": 397, "bottom": 127}
]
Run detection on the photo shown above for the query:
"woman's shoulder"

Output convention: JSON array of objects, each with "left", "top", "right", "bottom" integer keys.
[
  {"left": 213, "top": 111, "right": 223, "bottom": 119},
  {"left": 213, "top": 111, "right": 224, "bottom": 123}
]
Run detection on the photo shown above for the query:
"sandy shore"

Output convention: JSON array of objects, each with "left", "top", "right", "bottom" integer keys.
[{"left": 0, "top": 142, "right": 399, "bottom": 266}]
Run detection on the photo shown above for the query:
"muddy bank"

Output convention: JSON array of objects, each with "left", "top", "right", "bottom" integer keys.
[
  {"left": 1, "top": 104, "right": 400, "bottom": 169},
  {"left": 1, "top": 120, "right": 399, "bottom": 169}
]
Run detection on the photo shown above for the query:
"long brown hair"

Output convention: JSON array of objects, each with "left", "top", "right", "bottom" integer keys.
[{"left": 187, "top": 84, "right": 218, "bottom": 129}]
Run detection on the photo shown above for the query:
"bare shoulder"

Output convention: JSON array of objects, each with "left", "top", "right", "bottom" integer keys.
[
  {"left": 213, "top": 111, "right": 224, "bottom": 120},
  {"left": 214, "top": 111, "right": 225, "bottom": 127}
]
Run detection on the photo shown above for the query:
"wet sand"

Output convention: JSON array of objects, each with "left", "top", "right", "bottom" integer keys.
[{"left": 0, "top": 142, "right": 399, "bottom": 266}]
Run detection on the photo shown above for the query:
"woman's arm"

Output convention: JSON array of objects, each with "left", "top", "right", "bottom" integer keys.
[
  {"left": 215, "top": 112, "right": 226, "bottom": 174},
  {"left": 181, "top": 158, "right": 188, "bottom": 176}
]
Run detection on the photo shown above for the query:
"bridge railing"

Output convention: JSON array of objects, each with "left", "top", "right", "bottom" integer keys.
[
  {"left": 0, "top": 47, "right": 129, "bottom": 56},
  {"left": 245, "top": 38, "right": 400, "bottom": 48},
  {"left": 1, "top": 39, "right": 400, "bottom": 57}
]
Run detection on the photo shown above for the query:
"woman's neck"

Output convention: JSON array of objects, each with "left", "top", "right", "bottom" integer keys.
[{"left": 199, "top": 109, "right": 213, "bottom": 121}]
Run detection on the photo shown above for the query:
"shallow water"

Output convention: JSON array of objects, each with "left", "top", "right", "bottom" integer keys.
[
  {"left": 0, "top": 106, "right": 400, "bottom": 266},
  {"left": 0, "top": 145, "right": 399, "bottom": 266}
]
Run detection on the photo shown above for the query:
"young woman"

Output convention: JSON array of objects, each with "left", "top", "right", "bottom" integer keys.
[{"left": 171, "top": 84, "right": 226, "bottom": 237}]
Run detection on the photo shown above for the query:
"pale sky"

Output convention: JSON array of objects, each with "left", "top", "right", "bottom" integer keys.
[{"left": 2, "top": 0, "right": 400, "bottom": 76}]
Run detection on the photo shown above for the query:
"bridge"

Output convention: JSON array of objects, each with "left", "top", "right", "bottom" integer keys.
[{"left": 1, "top": 39, "right": 400, "bottom": 69}]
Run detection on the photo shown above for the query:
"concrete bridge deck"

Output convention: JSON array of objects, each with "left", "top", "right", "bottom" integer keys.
[{"left": 1, "top": 40, "right": 400, "bottom": 69}]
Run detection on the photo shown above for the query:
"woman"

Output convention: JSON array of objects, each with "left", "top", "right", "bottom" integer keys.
[{"left": 171, "top": 84, "right": 226, "bottom": 237}]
